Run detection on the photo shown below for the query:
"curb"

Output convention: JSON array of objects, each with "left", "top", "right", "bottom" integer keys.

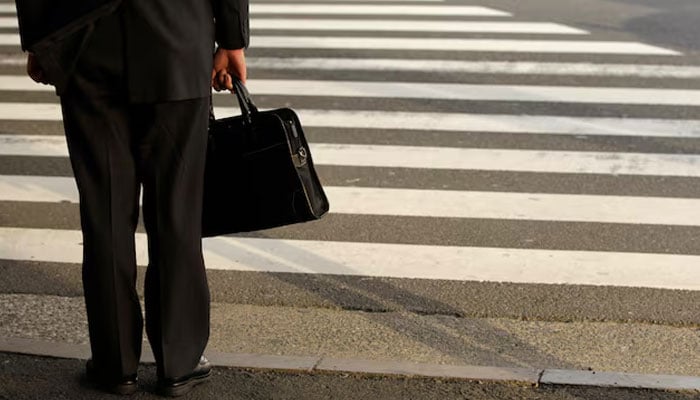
[{"left": 1, "top": 336, "right": 699, "bottom": 392}]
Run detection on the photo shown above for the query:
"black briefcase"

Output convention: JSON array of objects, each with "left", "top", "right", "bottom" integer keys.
[{"left": 202, "top": 79, "right": 330, "bottom": 237}]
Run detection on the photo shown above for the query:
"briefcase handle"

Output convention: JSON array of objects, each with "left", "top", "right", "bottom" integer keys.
[
  {"left": 209, "top": 76, "right": 259, "bottom": 125},
  {"left": 232, "top": 77, "right": 259, "bottom": 120}
]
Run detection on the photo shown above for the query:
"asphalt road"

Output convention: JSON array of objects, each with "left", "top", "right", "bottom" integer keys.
[{"left": 478, "top": 0, "right": 700, "bottom": 55}]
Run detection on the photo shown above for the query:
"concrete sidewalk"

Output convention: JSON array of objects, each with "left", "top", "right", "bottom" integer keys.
[
  {"left": 1, "top": 293, "right": 700, "bottom": 399},
  {"left": 2, "top": 294, "right": 700, "bottom": 377}
]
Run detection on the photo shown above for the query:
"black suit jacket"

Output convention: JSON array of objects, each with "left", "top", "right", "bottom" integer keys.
[
  {"left": 15, "top": 0, "right": 249, "bottom": 101},
  {"left": 16, "top": 0, "right": 117, "bottom": 50}
]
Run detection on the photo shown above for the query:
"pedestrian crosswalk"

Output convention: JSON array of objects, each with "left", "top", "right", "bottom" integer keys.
[
  {"left": 246, "top": 4, "right": 511, "bottom": 16},
  {"left": 246, "top": 58, "right": 700, "bottom": 78},
  {"left": 1, "top": 1, "right": 699, "bottom": 299},
  {"left": 1, "top": 226, "right": 699, "bottom": 289},
  {"left": 0, "top": 34, "right": 681, "bottom": 54},
  {"left": 3, "top": 135, "right": 700, "bottom": 176},
  {"left": 242, "top": 36, "right": 683, "bottom": 54},
  {"left": 1, "top": 17, "right": 588, "bottom": 34},
  {"left": 249, "top": 19, "right": 589, "bottom": 34},
  {"left": 0, "top": 3, "right": 497, "bottom": 16},
  {"left": 4, "top": 175, "right": 700, "bottom": 226},
  {"left": 7, "top": 76, "right": 700, "bottom": 105},
  {"left": 1, "top": 105, "right": 700, "bottom": 137}
]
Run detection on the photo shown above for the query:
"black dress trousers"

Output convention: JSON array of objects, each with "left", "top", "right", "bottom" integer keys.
[{"left": 60, "top": 9, "right": 210, "bottom": 380}]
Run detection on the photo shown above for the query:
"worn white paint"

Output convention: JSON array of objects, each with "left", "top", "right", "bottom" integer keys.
[
  {"left": 3, "top": 135, "right": 700, "bottom": 176},
  {"left": 2, "top": 227, "right": 700, "bottom": 290},
  {"left": 3, "top": 105, "right": 700, "bottom": 140},
  {"left": 247, "top": 57, "right": 700, "bottom": 78},
  {"left": 250, "top": 19, "right": 587, "bottom": 34},
  {"left": 3, "top": 76, "right": 699, "bottom": 105},
  {"left": 248, "top": 4, "right": 510, "bottom": 16},
  {"left": 2, "top": 19, "right": 580, "bottom": 33},
  {"left": 3, "top": 175, "right": 700, "bottom": 225},
  {"left": 0, "top": 34, "right": 678, "bottom": 55},
  {"left": 250, "top": 36, "right": 680, "bottom": 55}
]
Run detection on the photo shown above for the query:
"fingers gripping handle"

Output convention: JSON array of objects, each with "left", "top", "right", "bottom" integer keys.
[{"left": 209, "top": 77, "right": 258, "bottom": 124}]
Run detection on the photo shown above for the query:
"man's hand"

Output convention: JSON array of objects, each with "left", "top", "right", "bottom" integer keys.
[
  {"left": 27, "top": 53, "right": 49, "bottom": 84},
  {"left": 212, "top": 47, "right": 246, "bottom": 92}
]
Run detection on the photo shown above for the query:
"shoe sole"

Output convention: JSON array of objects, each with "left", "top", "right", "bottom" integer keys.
[
  {"left": 85, "top": 373, "right": 138, "bottom": 395},
  {"left": 85, "top": 379, "right": 138, "bottom": 396},
  {"left": 111, "top": 383, "right": 138, "bottom": 396},
  {"left": 159, "top": 370, "right": 212, "bottom": 397}
]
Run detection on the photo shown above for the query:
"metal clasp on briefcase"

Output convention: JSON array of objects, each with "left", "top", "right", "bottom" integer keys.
[{"left": 292, "top": 146, "right": 308, "bottom": 168}]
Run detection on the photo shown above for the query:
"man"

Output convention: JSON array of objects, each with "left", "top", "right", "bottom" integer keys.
[{"left": 16, "top": 0, "right": 248, "bottom": 396}]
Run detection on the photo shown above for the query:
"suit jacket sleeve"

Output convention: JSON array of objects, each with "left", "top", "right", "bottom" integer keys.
[{"left": 211, "top": 0, "right": 249, "bottom": 49}]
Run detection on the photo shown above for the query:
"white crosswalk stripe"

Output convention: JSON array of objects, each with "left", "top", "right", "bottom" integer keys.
[
  {"left": 2, "top": 227, "right": 700, "bottom": 290},
  {"left": 248, "top": 4, "right": 511, "bottom": 16},
  {"left": 0, "top": 34, "right": 680, "bottom": 55},
  {"left": 0, "top": 33, "right": 19, "bottom": 45},
  {"left": 276, "top": 0, "right": 448, "bottom": 2},
  {"left": 247, "top": 80, "right": 700, "bottom": 105},
  {"left": 0, "top": 17, "right": 16, "bottom": 27},
  {"left": 247, "top": 58, "right": 700, "bottom": 78},
  {"left": 3, "top": 175, "right": 700, "bottom": 225},
  {"left": 0, "top": 4, "right": 508, "bottom": 16},
  {"left": 3, "top": 135, "right": 700, "bottom": 177},
  {"left": 0, "top": 18, "right": 589, "bottom": 34},
  {"left": 300, "top": 0, "right": 448, "bottom": 2},
  {"left": 2, "top": 105, "right": 700, "bottom": 138},
  {"left": 249, "top": 19, "right": 589, "bottom": 34},
  {"left": 4, "top": 76, "right": 700, "bottom": 105},
  {"left": 249, "top": 36, "right": 682, "bottom": 54},
  {"left": 0, "top": 0, "right": 698, "bottom": 296}
]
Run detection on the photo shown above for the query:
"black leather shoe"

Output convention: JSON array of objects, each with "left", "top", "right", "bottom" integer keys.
[
  {"left": 158, "top": 356, "right": 212, "bottom": 397},
  {"left": 85, "top": 359, "right": 138, "bottom": 395}
]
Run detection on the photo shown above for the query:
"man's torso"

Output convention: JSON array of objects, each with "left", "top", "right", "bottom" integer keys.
[{"left": 17, "top": 0, "right": 217, "bottom": 102}]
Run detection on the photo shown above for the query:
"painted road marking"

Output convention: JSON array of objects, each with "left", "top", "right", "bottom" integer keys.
[
  {"left": 247, "top": 57, "right": 700, "bottom": 78},
  {"left": 248, "top": 4, "right": 510, "bottom": 16},
  {"left": 2, "top": 105, "right": 700, "bottom": 139},
  {"left": 4, "top": 135, "right": 700, "bottom": 176},
  {"left": 0, "top": 35, "right": 679, "bottom": 55},
  {"left": 0, "top": 33, "right": 20, "bottom": 45},
  {"left": 250, "top": 19, "right": 587, "bottom": 34},
  {"left": 0, "top": 18, "right": 586, "bottom": 34},
  {"left": 250, "top": 36, "right": 680, "bottom": 55},
  {"left": 0, "top": 17, "right": 16, "bottom": 28},
  {"left": 1, "top": 227, "right": 699, "bottom": 290},
  {"left": 244, "top": 79, "right": 700, "bottom": 105},
  {"left": 3, "top": 175, "right": 700, "bottom": 225},
  {"left": 0, "top": 4, "right": 510, "bottom": 16},
  {"left": 307, "top": 0, "right": 448, "bottom": 2},
  {"left": 5, "top": 55, "right": 698, "bottom": 78},
  {"left": 4, "top": 77, "right": 700, "bottom": 105}
]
